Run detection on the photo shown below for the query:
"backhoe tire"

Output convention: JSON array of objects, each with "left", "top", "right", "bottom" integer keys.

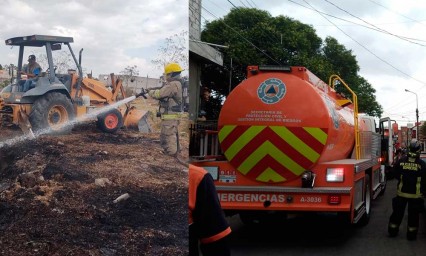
[
  {"left": 96, "top": 108, "right": 123, "bottom": 133},
  {"left": 29, "top": 92, "right": 75, "bottom": 135}
]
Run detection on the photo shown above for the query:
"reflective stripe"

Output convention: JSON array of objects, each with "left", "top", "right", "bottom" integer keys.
[
  {"left": 153, "top": 89, "right": 161, "bottom": 98},
  {"left": 396, "top": 191, "right": 422, "bottom": 198},
  {"left": 417, "top": 176, "right": 421, "bottom": 195},
  {"left": 303, "top": 127, "right": 328, "bottom": 145},
  {"left": 161, "top": 113, "right": 188, "bottom": 120},
  {"left": 396, "top": 174, "right": 423, "bottom": 198},
  {"left": 223, "top": 126, "right": 265, "bottom": 160},
  {"left": 238, "top": 140, "right": 304, "bottom": 176},
  {"left": 270, "top": 126, "right": 320, "bottom": 163},
  {"left": 200, "top": 226, "right": 232, "bottom": 244},
  {"left": 256, "top": 167, "right": 285, "bottom": 182},
  {"left": 389, "top": 223, "right": 398, "bottom": 228},
  {"left": 218, "top": 125, "right": 236, "bottom": 141},
  {"left": 408, "top": 226, "right": 418, "bottom": 232},
  {"left": 218, "top": 125, "right": 327, "bottom": 183}
]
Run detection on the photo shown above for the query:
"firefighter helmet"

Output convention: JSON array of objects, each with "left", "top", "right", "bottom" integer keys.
[
  {"left": 409, "top": 139, "right": 421, "bottom": 153},
  {"left": 164, "top": 63, "right": 183, "bottom": 74}
]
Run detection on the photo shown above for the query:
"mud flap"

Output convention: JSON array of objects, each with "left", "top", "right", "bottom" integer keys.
[{"left": 123, "top": 107, "right": 152, "bottom": 133}]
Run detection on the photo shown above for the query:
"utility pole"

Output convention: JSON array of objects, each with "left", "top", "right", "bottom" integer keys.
[{"left": 405, "top": 89, "right": 419, "bottom": 140}]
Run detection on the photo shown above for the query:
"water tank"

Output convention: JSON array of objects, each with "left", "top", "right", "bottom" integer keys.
[{"left": 218, "top": 67, "right": 355, "bottom": 183}]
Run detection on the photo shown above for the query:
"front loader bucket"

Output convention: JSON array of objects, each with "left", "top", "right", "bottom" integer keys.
[{"left": 124, "top": 107, "right": 152, "bottom": 133}]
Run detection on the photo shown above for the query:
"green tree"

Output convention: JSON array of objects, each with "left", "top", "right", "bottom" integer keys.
[{"left": 200, "top": 7, "right": 383, "bottom": 117}]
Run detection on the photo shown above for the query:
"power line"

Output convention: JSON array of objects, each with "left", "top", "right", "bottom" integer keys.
[
  {"left": 295, "top": 0, "right": 426, "bottom": 88},
  {"left": 323, "top": 0, "right": 426, "bottom": 47},
  {"left": 238, "top": 0, "right": 248, "bottom": 8},
  {"left": 249, "top": 0, "right": 258, "bottom": 8},
  {"left": 288, "top": 0, "right": 426, "bottom": 45},
  {"left": 368, "top": 0, "right": 426, "bottom": 27},
  {"left": 227, "top": 0, "right": 237, "bottom": 8},
  {"left": 244, "top": 0, "right": 253, "bottom": 8},
  {"left": 201, "top": 5, "right": 282, "bottom": 65}
]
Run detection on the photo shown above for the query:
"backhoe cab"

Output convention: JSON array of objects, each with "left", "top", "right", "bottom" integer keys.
[{"left": 0, "top": 35, "right": 149, "bottom": 134}]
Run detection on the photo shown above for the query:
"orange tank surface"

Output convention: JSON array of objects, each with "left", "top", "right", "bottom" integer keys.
[{"left": 218, "top": 66, "right": 355, "bottom": 183}]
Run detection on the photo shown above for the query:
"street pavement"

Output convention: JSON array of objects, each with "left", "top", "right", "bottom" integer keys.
[{"left": 228, "top": 179, "right": 426, "bottom": 256}]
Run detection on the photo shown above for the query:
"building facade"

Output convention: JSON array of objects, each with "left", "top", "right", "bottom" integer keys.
[{"left": 98, "top": 74, "right": 161, "bottom": 94}]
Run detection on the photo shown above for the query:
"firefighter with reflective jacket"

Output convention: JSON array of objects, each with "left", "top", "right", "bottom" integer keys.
[
  {"left": 388, "top": 139, "right": 426, "bottom": 240},
  {"left": 144, "top": 63, "right": 183, "bottom": 156},
  {"left": 189, "top": 164, "right": 231, "bottom": 256}
]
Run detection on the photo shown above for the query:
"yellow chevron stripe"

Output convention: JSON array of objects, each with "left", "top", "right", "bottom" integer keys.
[
  {"left": 270, "top": 126, "right": 320, "bottom": 162},
  {"left": 303, "top": 127, "right": 328, "bottom": 145},
  {"left": 224, "top": 126, "right": 266, "bottom": 160},
  {"left": 257, "top": 167, "right": 285, "bottom": 182},
  {"left": 218, "top": 125, "right": 237, "bottom": 143},
  {"left": 238, "top": 140, "right": 305, "bottom": 176}
]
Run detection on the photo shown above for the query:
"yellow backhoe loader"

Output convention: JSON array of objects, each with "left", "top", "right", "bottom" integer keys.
[{"left": 0, "top": 35, "right": 150, "bottom": 134}]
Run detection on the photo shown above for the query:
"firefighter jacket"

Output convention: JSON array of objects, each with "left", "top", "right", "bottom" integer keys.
[
  {"left": 189, "top": 164, "right": 231, "bottom": 256},
  {"left": 148, "top": 78, "right": 182, "bottom": 120},
  {"left": 392, "top": 152, "right": 426, "bottom": 198}
]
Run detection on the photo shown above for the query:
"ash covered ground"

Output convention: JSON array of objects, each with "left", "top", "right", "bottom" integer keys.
[{"left": 0, "top": 99, "right": 189, "bottom": 256}]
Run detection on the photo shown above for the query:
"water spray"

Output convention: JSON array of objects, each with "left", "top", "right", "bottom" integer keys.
[{"left": 0, "top": 96, "right": 137, "bottom": 149}]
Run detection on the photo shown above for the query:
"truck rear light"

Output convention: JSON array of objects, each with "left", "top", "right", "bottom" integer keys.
[
  {"left": 326, "top": 168, "right": 344, "bottom": 182},
  {"left": 328, "top": 195, "right": 341, "bottom": 204}
]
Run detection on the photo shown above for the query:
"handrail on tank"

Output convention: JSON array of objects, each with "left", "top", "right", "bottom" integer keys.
[{"left": 329, "top": 75, "right": 360, "bottom": 160}]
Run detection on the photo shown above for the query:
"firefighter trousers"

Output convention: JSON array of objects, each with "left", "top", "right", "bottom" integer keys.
[
  {"left": 160, "top": 119, "right": 179, "bottom": 156},
  {"left": 388, "top": 196, "right": 424, "bottom": 239}
]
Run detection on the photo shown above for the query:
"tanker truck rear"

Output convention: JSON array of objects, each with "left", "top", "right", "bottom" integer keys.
[{"left": 190, "top": 66, "right": 391, "bottom": 225}]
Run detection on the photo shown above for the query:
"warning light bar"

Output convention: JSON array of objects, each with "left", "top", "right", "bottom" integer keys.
[{"left": 258, "top": 65, "right": 291, "bottom": 72}]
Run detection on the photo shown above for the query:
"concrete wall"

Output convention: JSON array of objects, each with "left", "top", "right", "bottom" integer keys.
[
  {"left": 0, "top": 70, "right": 11, "bottom": 84},
  {"left": 189, "top": 0, "right": 201, "bottom": 41},
  {"left": 98, "top": 74, "right": 161, "bottom": 94}
]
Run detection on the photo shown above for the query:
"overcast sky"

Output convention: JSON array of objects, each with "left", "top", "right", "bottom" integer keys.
[
  {"left": 0, "top": 0, "right": 188, "bottom": 79},
  {"left": 202, "top": 0, "right": 426, "bottom": 126}
]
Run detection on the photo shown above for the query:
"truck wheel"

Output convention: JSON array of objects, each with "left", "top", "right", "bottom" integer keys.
[
  {"left": 379, "top": 178, "right": 387, "bottom": 196},
  {"left": 29, "top": 92, "right": 75, "bottom": 135},
  {"left": 97, "top": 108, "right": 123, "bottom": 133},
  {"left": 358, "top": 174, "right": 371, "bottom": 226}
]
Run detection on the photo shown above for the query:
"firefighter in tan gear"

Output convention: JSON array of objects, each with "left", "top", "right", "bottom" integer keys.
[
  {"left": 147, "top": 63, "right": 183, "bottom": 156},
  {"left": 388, "top": 139, "right": 426, "bottom": 240}
]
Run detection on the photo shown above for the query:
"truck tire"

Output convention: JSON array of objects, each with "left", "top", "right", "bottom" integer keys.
[
  {"left": 358, "top": 174, "right": 372, "bottom": 226},
  {"left": 96, "top": 108, "right": 123, "bottom": 133},
  {"left": 379, "top": 178, "right": 387, "bottom": 196},
  {"left": 29, "top": 92, "right": 75, "bottom": 135}
]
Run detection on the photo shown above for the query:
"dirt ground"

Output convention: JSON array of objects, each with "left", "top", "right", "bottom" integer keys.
[{"left": 0, "top": 98, "right": 189, "bottom": 256}]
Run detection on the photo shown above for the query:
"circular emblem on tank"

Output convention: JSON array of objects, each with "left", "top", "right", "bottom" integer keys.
[{"left": 257, "top": 78, "right": 286, "bottom": 104}]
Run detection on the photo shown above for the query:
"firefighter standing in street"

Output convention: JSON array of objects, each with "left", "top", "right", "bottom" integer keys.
[
  {"left": 189, "top": 164, "right": 231, "bottom": 256},
  {"left": 388, "top": 139, "right": 426, "bottom": 240},
  {"left": 145, "top": 63, "right": 183, "bottom": 156}
]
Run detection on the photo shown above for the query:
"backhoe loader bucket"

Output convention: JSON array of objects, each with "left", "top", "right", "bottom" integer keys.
[
  {"left": 124, "top": 107, "right": 152, "bottom": 133},
  {"left": 18, "top": 107, "right": 35, "bottom": 138}
]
